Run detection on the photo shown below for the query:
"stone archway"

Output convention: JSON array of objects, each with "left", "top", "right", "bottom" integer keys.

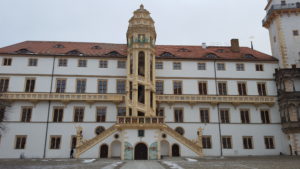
[
  {"left": 134, "top": 143, "right": 148, "bottom": 160},
  {"left": 172, "top": 144, "right": 180, "bottom": 157},
  {"left": 160, "top": 140, "right": 170, "bottom": 158},
  {"left": 100, "top": 144, "right": 108, "bottom": 158},
  {"left": 111, "top": 140, "right": 121, "bottom": 158}
]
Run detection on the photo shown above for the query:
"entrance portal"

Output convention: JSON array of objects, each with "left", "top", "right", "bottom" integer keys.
[
  {"left": 100, "top": 144, "right": 108, "bottom": 158},
  {"left": 172, "top": 144, "right": 180, "bottom": 157},
  {"left": 134, "top": 143, "right": 148, "bottom": 160}
]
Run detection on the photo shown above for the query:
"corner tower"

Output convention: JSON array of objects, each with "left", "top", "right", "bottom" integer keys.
[
  {"left": 263, "top": 0, "right": 300, "bottom": 68},
  {"left": 126, "top": 5, "right": 157, "bottom": 117}
]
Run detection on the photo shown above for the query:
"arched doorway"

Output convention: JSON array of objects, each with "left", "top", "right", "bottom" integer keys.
[
  {"left": 100, "top": 144, "right": 108, "bottom": 158},
  {"left": 111, "top": 140, "right": 121, "bottom": 158},
  {"left": 134, "top": 143, "right": 148, "bottom": 160},
  {"left": 161, "top": 140, "right": 170, "bottom": 158},
  {"left": 172, "top": 144, "right": 180, "bottom": 157}
]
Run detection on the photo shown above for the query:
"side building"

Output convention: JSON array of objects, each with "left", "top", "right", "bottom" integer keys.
[
  {"left": 0, "top": 5, "right": 289, "bottom": 159},
  {"left": 263, "top": 0, "right": 300, "bottom": 155}
]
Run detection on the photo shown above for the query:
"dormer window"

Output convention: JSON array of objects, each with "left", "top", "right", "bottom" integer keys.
[
  {"left": 159, "top": 52, "right": 176, "bottom": 58},
  {"left": 15, "top": 48, "right": 33, "bottom": 54},
  {"left": 244, "top": 54, "right": 256, "bottom": 59},
  {"left": 205, "top": 53, "right": 218, "bottom": 59},
  {"left": 66, "top": 50, "right": 82, "bottom": 56},
  {"left": 91, "top": 45, "right": 102, "bottom": 50},
  {"left": 53, "top": 44, "right": 64, "bottom": 48}
]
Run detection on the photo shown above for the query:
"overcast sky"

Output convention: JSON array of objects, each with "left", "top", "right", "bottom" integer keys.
[{"left": 0, "top": 0, "right": 271, "bottom": 54}]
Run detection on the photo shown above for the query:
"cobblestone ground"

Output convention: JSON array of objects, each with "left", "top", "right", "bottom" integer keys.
[{"left": 0, "top": 156, "right": 300, "bottom": 169}]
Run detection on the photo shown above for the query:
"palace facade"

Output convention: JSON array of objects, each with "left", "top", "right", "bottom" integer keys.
[{"left": 0, "top": 4, "right": 296, "bottom": 159}]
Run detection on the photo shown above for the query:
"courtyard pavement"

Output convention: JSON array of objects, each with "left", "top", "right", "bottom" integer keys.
[{"left": 0, "top": 156, "right": 300, "bottom": 169}]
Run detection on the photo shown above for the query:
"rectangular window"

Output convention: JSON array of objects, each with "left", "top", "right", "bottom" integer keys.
[
  {"left": 238, "top": 82, "right": 247, "bottom": 96},
  {"left": 256, "top": 64, "right": 264, "bottom": 71},
  {"left": 222, "top": 136, "right": 232, "bottom": 149},
  {"left": 0, "top": 78, "right": 9, "bottom": 92},
  {"left": 98, "top": 80, "right": 107, "bottom": 94},
  {"left": 2, "top": 58, "right": 12, "bottom": 66},
  {"left": 99, "top": 60, "right": 108, "bottom": 68},
  {"left": 156, "top": 81, "right": 164, "bottom": 94},
  {"left": 28, "top": 58, "right": 38, "bottom": 66},
  {"left": 138, "top": 130, "right": 145, "bottom": 137},
  {"left": 74, "top": 107, "right": 84, "bottom": 122},
  {"left": 173, "top": 62, "right": 181, "bottom": 70},
  {"left": 50, "top": 136, "right": 61, "bottom": 149},
  {"left": 53, "top": 107, "right": 64, "bottom": 122},
  {"left": 96, "top": 107, "right": 106, "bottom": 122},
  {"left": 240, "top": 109, "right": 250, "bottom": 124},
  {"left": 71, "top": 136, "right": 77, "bottom": 149},
  {"left": 236, "top": 63, "right": 245, "bottom": 71},
  {"left": 217, "top": 63, "right": 225, "bottom": 71},
  {"left": 15, "top": 136, "right": 26, "bottom": 149},
  {"left": 156, "top": 108, "right": 164, "bottom": 117},
  {"left": 198, "top": 81, "right": 207, "bottom": 95},
  {"left": 257, "top": 83, "right": 267, "bottom": 96},
  {"left": 264, "top": 136, "right": 275, "bottom": 149},
  {"left": 293, "top": 30, "right": 299, "bottom": 36},
  {"left": 117, "top": 107, "right": 126, "bottom": 116},
  {"left": 58, "top": 58, "right": 67, "bottom": 67},
  {"left": 0, "top": 107, "right": 5, "bottom": 122},
  {"left": 281, "top": 0, "right": 286, "bottom": 5},
  {"left": 116, "top": 80, "right": 126, "bottom": 94},
  {"left": 200, "top": 109, "right": 209, "bottom": 123},
  {"left": 155, "top": 62, "right": 163, "bottom": 69},
  {"left": 56, "top": 79, "right": 66, "bottom": 93},
  {"left": 117, "top": 60, "right": 126, "bottom": 68},
  {"left": 261, "top": 110, "right": 270, "bottom": 124},
  {"left": 25, "top": 78, "right": 35, "bottom": 92},
  {"left": 220, "top": 109, "right": 230, "bottom": 123},
  {"left": 218, "top": 82, "right": 227, "bottom": 95},
  {"left": 202, "top": 136, "right": 212, "bottom": 149},
  {"left": 243, "top": 136, "right": 253, "bottom": 149},
  {"left": 174, "top": 108, "right": 183, "bottom": 123},
  {"left": 76, "top": 79, "right": 86, "bottom": 93},
  {"left": 198, "top": 63, "right": 206, "bottom": 70},
  {"left": 78, "top": 59, "right": 87, "bottom": 67},
  {"left": 21, "top": 107, "right": 32, "bottom": 122},
  {"left": 173, "top": 81, "right": 182, "bottom": 95}
]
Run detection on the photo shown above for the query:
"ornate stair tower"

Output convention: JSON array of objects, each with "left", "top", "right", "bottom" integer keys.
[{"left": 126, "top": 4, "right": 157, "bottom": 117}]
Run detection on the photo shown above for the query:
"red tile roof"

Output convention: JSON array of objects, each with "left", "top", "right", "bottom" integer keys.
[{"left": 0, "top": 41, "right": 277, "bottom": 61}]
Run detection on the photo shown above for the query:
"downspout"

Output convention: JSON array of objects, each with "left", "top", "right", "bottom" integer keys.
[
  {"left": 43, "top": 55, "right": 56, "bottom": 158},
  {"left": 213, "top": 60, "right": 223, "bottom": 157}
]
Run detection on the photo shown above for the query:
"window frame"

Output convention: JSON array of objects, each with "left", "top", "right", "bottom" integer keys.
[
  {"left": 76, "top": 79, "right": 86, "bottom": 93},
  {"left": 240, "top": 109, "right": 250, "bottom": 124},
  {"left": 236, "top": 63, "right": 245, "bottom": 71},
  {"left": 116, "top": 79, "right": 126, "bottom": 94},
  {"left": 15, "top": 135, "right": 27, "bottom": 149},
  {"left": 174, "top": 108, "right": 184, "bottom": 123},
  {"left": 197, "top": 62, "right": 206, "bottom": 70},
  {"left": 78, "top": 59, "right": 87, "bottom": 67},
  {"left": 99, "top": 60, "right": 108, "bottom": 68},
  {"left": 255, "top": 64, "right": 264, "bottom": 71},
  {"left": 173, "top": 80, "right": 183, "bottom": 95},
  {"left": 96, "top": 107, "right": 106, "bottom": 122},
  {"left": 156, "top": 80, "right": 164, "bottom": 94},
  {"left": 28, "top": 58, "right": 38, "bottom": 67},
  {"left": 257, "top": 82, "right": 267, "bottom": 96},
  {"left": 217, "top": 63, "right": 225, "bottom": 71},
  {"left": 264, "top": 136, "right": 275, "bottom": 149},
  {"left": 237, "top": 81, "right": 248, "bottom": 96},
  {"left": 53, "top": 107, "right": 64, "bottom": 122},
  {"left": 217, "top": 81, "right": 227, "bottom": 95},
  {"left": 50, "top": 135, "right": 62, "bottom": 149},
  {"left": 220, "top": 109, "right": 230, "bottom": 123},
  {"left": 2, "top": 58, "right": 12, "bottom": 66},
  {"left": 222, "top": 136, "right": 232, "bottom": 149},
  {"left": 243, "top": 136, "right": 253, "bottom": 149},
  {"left": 20, "top": 107, "right": 32, "bottom": 122},
  {"left": 198, "top": 81, "right": 208, "bottom": 95},
  {"left": 73, "top": 107, "right": 85, "bottom": 122},
  {"left": 0, "top": 78, "right": 9, "bottom": 92},
  {"left": 58, "top": 58, "right": 68, "bottom": 67},
  {"left": 55, "top": 78, "right": 67, "bottom": 93},
  {"left": 97, "top": 79, "right": 108, "bottom": 94},
  {"left": 261, "top": 109, "right": 271, "bottom": 124},
  {"left": 155, "top": 61, "right": 163, "bottom": 69},
  {"left": 173, "top": 62, "right": 181, "bottom": 70},
  {"left": 117, "top": 60, "right": 126, "bottom": 69},
  {"left": 200, "top": 108, "right": 210, "bottom": 123},
  {"left": 202, "top": 135, "right": 212, "bottom": 149},
  {"left": 24, "top": 78, "right": 36, "bottom": 92}
]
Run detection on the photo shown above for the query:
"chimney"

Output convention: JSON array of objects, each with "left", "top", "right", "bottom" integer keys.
[
  {"left": 202, "top": 43, "right": 207, "bottom": 49},
  {"left": 231, "top": 39, "right": 240, "bottom": 52}
]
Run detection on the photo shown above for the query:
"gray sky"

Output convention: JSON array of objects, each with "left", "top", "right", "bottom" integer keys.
[{"left": 0, "top": 0, "right": 271, "bottom": 54}]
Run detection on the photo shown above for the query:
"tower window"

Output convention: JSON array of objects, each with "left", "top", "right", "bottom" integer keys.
[
  {"left": 138, "top": 84, "right": 145, "bottom": 104},
  {"left": 293, "top": 30, "right": 299, "bottom": 36},
  {"left": 138, "top": 52, "right": 145, "bottom": 76}
]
